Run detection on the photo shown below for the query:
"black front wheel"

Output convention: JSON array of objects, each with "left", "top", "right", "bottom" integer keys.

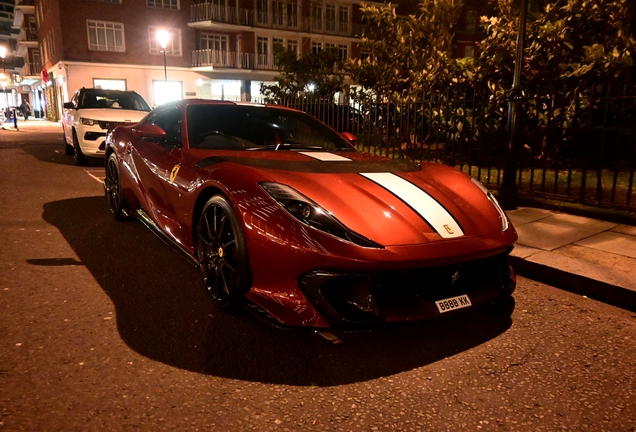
[
  {"left": 197, "top": 196, "right": 251, "bottom": 309},
  {"left": 73, "top": 131, "right": 88, "bottom": 166},
  {"left": 104, "top": 153, "right": 126, "bottom": 220}
]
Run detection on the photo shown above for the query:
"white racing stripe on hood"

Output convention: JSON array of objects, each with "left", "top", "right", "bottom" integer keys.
[
  {"left": 299, "top": 152, "right": 352, "bottom": 161},
  {"left": 360, "top": 172, "right": 464, "bottom": 239}
]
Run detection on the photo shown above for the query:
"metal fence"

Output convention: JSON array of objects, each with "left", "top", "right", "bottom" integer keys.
[{"left": 275, "top": 86, "right": 636, "bottom": 211}]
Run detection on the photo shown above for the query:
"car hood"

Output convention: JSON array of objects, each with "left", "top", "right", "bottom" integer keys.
[
  {"left": 196, "top": 150, "right": 510, "bottom": 247},
  {"left": 76, "top": 108, "right": 149, "bottom": 122}
]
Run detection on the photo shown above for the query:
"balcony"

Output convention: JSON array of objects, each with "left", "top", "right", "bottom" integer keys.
[
  {"left": 20, "top": 62, "right": 41, "bottom": 78},
  {"left": 191, "top": 3, "right": 363, "bottom": 38},
  {"left": 192, "top": 49, "right": 277, "bottom": 71}
]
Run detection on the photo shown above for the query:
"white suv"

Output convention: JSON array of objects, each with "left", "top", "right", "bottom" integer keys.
[{"left": 62, "top": 88, "right": 151, "bottom": 165}]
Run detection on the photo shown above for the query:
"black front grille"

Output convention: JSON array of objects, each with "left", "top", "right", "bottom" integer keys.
[
  {"left": 84, "top": 131, "right": 107, "bottom": 141},
  {"left": 98, "top": 121, "right": 121, "bottom": 130}
]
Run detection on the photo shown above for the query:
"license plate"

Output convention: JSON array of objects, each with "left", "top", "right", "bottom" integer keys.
[{"left": 435, "top": 295, "right": 472, "bottom": 313}]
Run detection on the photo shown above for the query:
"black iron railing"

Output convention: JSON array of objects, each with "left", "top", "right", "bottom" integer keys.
[{"left": 273, "top": 87, "right": 636, "bottom": 211}]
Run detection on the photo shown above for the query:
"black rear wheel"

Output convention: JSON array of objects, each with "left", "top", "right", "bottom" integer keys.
[
  {"left": 104, "top": 153, "right": 126, "bottom": 220},
  {"left": 197, "top": 196, "right": 251, "bottom": 309}
]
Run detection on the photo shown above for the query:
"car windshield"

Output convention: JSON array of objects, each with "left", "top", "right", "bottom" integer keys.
[
  {"left": 186, "top": 104, "right": 354, "bottom": 151},
  {"left": 79, "top": 90, "right": 151, "bottom": 111}
]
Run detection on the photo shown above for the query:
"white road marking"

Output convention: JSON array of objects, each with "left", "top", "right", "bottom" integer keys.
[
  {"left": 85, "top": 169, "right": 104, "bottom": 184},
  {"left": 360, "top": 172, "right": 464, "bottom": 238}
]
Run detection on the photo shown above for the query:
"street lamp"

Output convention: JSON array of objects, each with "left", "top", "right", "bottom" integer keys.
[
  {"left": 498, "top": 0, "right": 529, "bottom": 210},
  {"left": 157, "top": 30, "right": 170, "bottom": 82},
  {"left": 0, "top": 46, "right": 8, "bottom": 120}
]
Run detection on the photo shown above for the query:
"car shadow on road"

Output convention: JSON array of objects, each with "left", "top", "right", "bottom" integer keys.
[
  {"left": 42, "top": 196, "right": 514, "bottom": 386},
  {"left": 12, "top": 131, "right": 105, "bottom": 167}
]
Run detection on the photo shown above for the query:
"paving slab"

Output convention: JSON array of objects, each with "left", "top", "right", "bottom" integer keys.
[
  {"left": 540, "top": 213, "right": 618, "bottom": 232},
  {"left": 574, "top": 232, "right": 636, "bottom": 259},
  {"left": 510, "top": 244, "right": 542, "bottom": 259},
  {"left": 514, "top": 221, "right": 607, "bottom": 251},
  {"left": 611, "top": 224, "right": 636, "bottom": 236},
  {"left": 506, "top": 207, "right": 555, "bottom": 226}
]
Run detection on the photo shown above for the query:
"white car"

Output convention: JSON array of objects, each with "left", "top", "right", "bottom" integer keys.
[{"left": 62, "top": 88, "right": 151, "bottom": 165}]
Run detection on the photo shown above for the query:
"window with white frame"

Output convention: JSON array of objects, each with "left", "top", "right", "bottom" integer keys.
[
  {"left": 311, "top": 3, "right": 322, "bottom": 30},
  {"left": 272, "top": 0, "right": 284, "bottom": 26},
  {"left": 287, "top": 0, "right": 298, "bottom": 28},
  {"left": 257, "top": 36, "right": 269, "bottom": 66},
  {"left": 338, "top": 6, "right": 349, "bottom": 33},
  {"left": 147, "top": 0, "right": 179, "bottom": 9},
  {"left": 149, "top": 27, "right": 182, "bottom": 56},
  {"left": 256, "top": 0, "right": 268, "bottom": 24},
  {"left": 338, "top": 44, "right": 348, "bottom": 60},
  {"left": 325, "top": 5, "right": 336, "bottom": 32},
  {"left": 312, "top": 41, "right": 322, "bottom": 54},
  {"left": 201, "top": 34, "right": 228, "bottom": 52},
  {"left": 87, "top": 20, "right": 125, "bottom": 52},
  {"left": 287, "top": 39, "right": 298, "bottom": 55}
]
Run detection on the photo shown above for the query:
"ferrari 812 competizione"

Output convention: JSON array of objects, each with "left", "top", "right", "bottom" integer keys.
[{"left": 104, "top": 99, "right": 517, "bottom": 328}]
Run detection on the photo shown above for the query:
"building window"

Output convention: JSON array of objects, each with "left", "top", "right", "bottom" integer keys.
[
  {"left": 272, "top": 0, "right": 284, "bottom": 26},
  {"left": 256, "top": 0, "right": 268, "bottom": 24},
  {"left": 311, "top": 3, "right": 322, "bottom": 31},
  {"left": 287, "top": 0, "right": 298, "bottom": 28},
  {"left": 257, "top": 36, "right": 269, "bottom": 66},
  {"left": 201, "top": 34, "right": 228, "bottom": 52},
  {"left": 287, "top": 39, "right": 298, "bottom": 55},
  {"left": 147, "top": 0, "right": 179, "bottom": 9},
  {"left": 465, "top": 9, "right": 477, "bottom": 32},
  {"left": 312, "top": 42, "right": 322, "bottom": 54},
  {"left": 338, "top": 44, "right": 348, "bottom": 60},
  {"left": 93, "top": 79, "right": 127, "bottom": 90},
  {"left": 149, "top": 27, "right": 182, "bottom": 56},
  {"left": 325, "top": 5, "right": 336, "bottom": 32},
  {"left": 338, "top": 6, "right": 349, "bottom": 34},
  {"left": 87, "top": 20, "right": 125, "bottom": 52},
  {"left": 463, "top": 45, "right": 475, "bottom": 58}
]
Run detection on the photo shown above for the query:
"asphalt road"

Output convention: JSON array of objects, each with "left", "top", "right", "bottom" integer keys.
[{"left": 1, "top": 124, "right": 635, "bottom": 431}]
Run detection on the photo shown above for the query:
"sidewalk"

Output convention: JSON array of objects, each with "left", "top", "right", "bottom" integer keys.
[
  {"left": 1, "top": 118, "right": 61, "bottom": 131},
  {"left": 507, "top": 207, "right": 636, "bottom": 311}
]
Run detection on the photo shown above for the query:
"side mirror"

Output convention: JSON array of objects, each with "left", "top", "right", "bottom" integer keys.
[
  {"left": 63, "top": 102, "right": 75, "bottom": 109},
  {"left": 131, "top": 123, "right": 166, "bottom": 140},
  {"left": 341, "top": 132, "right": 357, "bottom": 143}
]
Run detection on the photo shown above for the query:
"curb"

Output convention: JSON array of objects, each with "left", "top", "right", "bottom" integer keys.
[{"left": 510, "top": 256, "right": 636, "bottom": 312}]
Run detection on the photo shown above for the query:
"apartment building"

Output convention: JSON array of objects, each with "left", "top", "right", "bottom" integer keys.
[{"left": 13, "top": 0, "right": 367, "bottom": 121}]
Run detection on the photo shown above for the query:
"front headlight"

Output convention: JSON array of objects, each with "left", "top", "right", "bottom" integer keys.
[
  {"left": 260, "top": 182, "right": 382, "bottom": 248},
  {"left": 470, "top": 178, "right": 510, "bottom": 232},
  {"left": 80, "top": 117, "right": 97, "bottom": 126}
]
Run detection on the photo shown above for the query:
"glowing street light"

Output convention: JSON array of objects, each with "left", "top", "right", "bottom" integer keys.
[
  {"left": 0, "top": 46, "right": 8, "bottom": 119},
  {"left": 157, "top": 30, "right": 170, "bottom": 82}
]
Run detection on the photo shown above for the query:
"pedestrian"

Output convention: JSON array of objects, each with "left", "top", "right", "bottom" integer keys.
[{"left": 20, "top": 101, "right": 31, "bottom": 120}]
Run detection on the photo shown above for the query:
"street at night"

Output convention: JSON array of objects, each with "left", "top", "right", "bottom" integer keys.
[{"left": 1, "top": 124, "right": 635, "bottom": 430}]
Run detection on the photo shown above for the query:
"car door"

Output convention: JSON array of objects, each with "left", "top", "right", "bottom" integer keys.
[{"left": 130, "top": 105, "right": 186, "bottom": 240}]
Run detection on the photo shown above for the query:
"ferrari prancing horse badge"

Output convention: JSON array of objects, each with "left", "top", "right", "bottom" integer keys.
[{"left": 170, "top": 165, "right": 180, "bottom": 184}]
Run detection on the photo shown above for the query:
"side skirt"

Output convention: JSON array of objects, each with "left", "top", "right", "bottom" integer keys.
[{"left": 133, "top": 209, "right": 200, "bottom": 268}]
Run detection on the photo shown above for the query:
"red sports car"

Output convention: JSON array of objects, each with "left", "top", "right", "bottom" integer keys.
[{"left": 104, "top": 99, "right": 517, "bottom": 328}]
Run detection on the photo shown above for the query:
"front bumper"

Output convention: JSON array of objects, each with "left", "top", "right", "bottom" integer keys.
[
  {"left": 298, "top": 252, "right": 516, "bottom": 324},
  {"left": 76, "top": 125, "right": 107, "bottom": 157}
]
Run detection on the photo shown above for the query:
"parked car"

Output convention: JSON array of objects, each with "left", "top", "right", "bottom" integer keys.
[
  {"left": 104, "top": 99, "right": 517, "bottom": 328},
  {"left": 62, "top": 88, "right": 151, "bottom": 165}
]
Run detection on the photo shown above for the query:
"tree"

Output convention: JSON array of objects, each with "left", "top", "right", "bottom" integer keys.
[
  {"left": 345, "top": 0, "right": 466, "bottom": 99},
  {"left": 475, "top": 0, "right": 635, "bottom": 94},
  {"left": 260, "top": 45, "right": 345, "bottom": 102}
]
